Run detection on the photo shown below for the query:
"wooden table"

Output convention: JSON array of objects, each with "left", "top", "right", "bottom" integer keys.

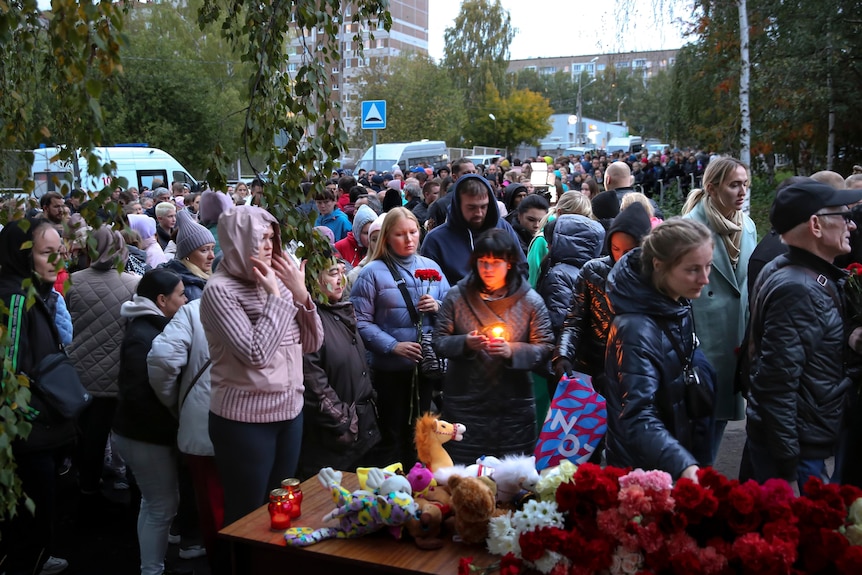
[{"left": 219, "top": 472, "right": 497, "bottom": 575}]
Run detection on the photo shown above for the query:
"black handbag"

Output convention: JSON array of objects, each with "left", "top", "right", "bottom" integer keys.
[
  {"left": 33, "top": 351, "right": 92, "bottom": 420},
  {"left": 660, "top": 317, "right": 715, "bottom": 420}
]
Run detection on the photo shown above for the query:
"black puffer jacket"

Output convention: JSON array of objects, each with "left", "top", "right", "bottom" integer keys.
[
  {"left": 538, "top": 214, "right": 605, "bottom": 333},
  {"left": 299, "top": 300, "right": 380, "bottom": 478},
  {"left": 744, "top": 246, "right": 852, "bottom": 480},
  {"left": 0, "top": 220, "right": 77, "bottom": 453},
  {"left": 555, "top": 203, "right": 652, "bottom": 378},
  {"left": 433, "top": 277, "right": 554, "bottom": 465},
  {"left": 604, "top": 248, "right": 700, "bottom": 479}
]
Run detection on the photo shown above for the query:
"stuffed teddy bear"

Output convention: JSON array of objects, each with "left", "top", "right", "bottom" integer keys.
[
  {"left": 404, "top": 499, "right": 445, "bottom": 550},
  {"left": 447, "top": 474, "right": 504, "bottom": 545}
]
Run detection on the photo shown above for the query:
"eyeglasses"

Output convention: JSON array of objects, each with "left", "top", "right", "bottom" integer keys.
[{"left": 818, "top": 211, "right": 854, "bottom": 224}]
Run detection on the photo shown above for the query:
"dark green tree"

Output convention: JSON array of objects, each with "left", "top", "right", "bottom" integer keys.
[
  {"left": 442, "top": 0, "right": 515, "bottom": 121},
  {"left": 349, "top": 52, "right": 468, "bottom": 149}
]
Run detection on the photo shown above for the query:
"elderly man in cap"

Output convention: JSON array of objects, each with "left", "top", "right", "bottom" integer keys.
[{"left": 740, "top": 178, "right": 862, "bottom": 493}]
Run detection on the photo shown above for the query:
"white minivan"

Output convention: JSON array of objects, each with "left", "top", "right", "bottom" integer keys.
[
  {"left": 355, "top": 140, "right": 447, "bottom": 173},
  {"left": 31, "top": 145, "right": 197, "bottom": 198}
]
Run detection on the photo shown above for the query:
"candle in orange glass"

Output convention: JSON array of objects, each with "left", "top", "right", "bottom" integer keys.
[{"left": 491, "top": 326, "right": 504, "bottom": 340}]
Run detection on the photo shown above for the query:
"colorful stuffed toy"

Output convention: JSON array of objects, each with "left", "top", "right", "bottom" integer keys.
[
  {"left": 414, "top": 413, "right": 465, "bottom": 472},
  {"left": 284, "top": 467, "right": 418, "bottom": 547}
]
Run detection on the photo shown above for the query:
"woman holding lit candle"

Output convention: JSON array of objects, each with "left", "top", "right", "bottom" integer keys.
[{"left": 433, "top": 229, "right": 554, "bottom": 465}]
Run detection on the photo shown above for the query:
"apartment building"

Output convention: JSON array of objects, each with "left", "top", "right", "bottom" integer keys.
[
  {"left": 508, "top": 48, "right": 679, "bottom": 82},
  {"left": 285, "top": 1, "right": 429, "bottom": 134}
]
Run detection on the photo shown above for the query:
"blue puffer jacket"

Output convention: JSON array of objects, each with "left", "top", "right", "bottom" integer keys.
[
  {"left": 351, "top": 254, "right": 450, "bottom": 372},
  {"left": 538, "top": 214, "right": 605, "bottom": 333},
  {"left": 604, "top": 248, "right": 701, "bottom": 479}
]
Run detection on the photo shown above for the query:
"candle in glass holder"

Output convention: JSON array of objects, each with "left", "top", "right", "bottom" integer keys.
[
  {"left": 268, "top": 488, "right": 293, "bottom": 530},
  {"left": 281, "top": 478, "right": 303, "bottom": 518},
  {"left": 491, "top": 326, "right": 505, "bottom": 340}
]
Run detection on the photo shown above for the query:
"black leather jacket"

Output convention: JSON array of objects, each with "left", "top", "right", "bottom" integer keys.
[
  {"left": 604, "top": 249, "right": 700, "bottom": 479},
  {"left": 744, "top": 246, "right": 853, "bottom": 480}
]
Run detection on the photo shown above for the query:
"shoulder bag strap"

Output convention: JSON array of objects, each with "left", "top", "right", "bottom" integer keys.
[
  {"left": 5, "top": 294, "right": 25, "bottom": 373},
  {"left": 179, "top": 358, "right": 212, "bottom": 412},
  {"left": 658, "top": 314, "right": 695, "bottom": 370},
  {"left": 384, "top": 258, "right": 420, "bottom": 325}
]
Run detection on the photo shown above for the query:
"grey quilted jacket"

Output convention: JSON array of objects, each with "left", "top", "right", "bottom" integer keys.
[{"left": 67, "top": 267, "right": 140, "bottom": 397}]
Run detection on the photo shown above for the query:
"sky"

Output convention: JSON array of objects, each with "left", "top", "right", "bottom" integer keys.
[{"left": 426, "top": 0, "right": 692, "bottom": 62}]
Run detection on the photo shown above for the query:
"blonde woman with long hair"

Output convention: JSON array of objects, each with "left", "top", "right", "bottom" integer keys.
[{"left": 681, "top": 157, "right": 757, "bottom": 461}]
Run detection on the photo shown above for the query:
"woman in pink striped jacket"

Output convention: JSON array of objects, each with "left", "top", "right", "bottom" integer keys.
[{"left": 200, "top": 205, "right": 324, "bottom": 524}]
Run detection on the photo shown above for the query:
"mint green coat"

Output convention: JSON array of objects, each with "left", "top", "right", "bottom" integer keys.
[{"left": 683, "top": 201, "right": 757, "bottom": 421}]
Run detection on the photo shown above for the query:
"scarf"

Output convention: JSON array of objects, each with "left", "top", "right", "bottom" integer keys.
[
  {"left": 182, "top": 258, "right": 211, "bottom": 281},
  {"left": 704, "top": 195, "right": 743, "bottom": 269}
]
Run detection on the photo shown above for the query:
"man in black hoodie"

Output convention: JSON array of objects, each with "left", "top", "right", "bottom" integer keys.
[{"left": 420, "top": 174, "right": 526, "bottom": 285}]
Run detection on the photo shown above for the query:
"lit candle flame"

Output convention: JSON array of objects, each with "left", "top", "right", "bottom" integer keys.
[{"left": 491, "top": 326, "right": 504, "bottom": 339}]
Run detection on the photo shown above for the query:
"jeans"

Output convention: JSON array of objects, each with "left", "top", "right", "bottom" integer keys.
[
  {"left": 113, "top": 435, "right": 179, "bottom": 575},
  {"left": 209, "top": 412, "right": 303, "bottom": 525},
  {"left": 739, "top": 438, "right": 830, "bottom": 488}
]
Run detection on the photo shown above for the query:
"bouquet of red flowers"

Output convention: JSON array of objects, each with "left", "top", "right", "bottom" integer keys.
[
  {"left": 482, "top": 463, "right": 862, "bottom": 575},
  {"left": 845, "top": 263, "right": 862, "bottom": 322}
]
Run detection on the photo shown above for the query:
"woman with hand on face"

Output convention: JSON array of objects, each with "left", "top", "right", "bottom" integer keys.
[
  {"left": 200, "top": 206, "right": 323, "bottom": 524},
  {"left": 604, "top": 218, "right": 715, "bottom": 482},
  {"left": 681, "top": 157, "right": 757, "bottom": 461},
  {"left": 351, "top": 207, "right": 450, "bottom": 465},
  {"left": 433, "top": 229, "right": 554, "bottom": 465}
]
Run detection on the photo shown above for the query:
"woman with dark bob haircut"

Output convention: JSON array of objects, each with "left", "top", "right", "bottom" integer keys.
[{"left": 433, "top": 228, "right": 554, "bottom": 465}]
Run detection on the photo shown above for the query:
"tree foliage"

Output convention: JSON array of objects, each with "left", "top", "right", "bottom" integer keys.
[
  {"left": 1, "top": 0, "right": 128, "bottom": 525},
  {"left": 100, "top": 0, "right": 250, "bottom": 177},
  {"left": 477, "top": 85, "right": 553, "bottom": 152},
  {"left": 442, "top": 0, "right": 515, "bottom": 116},
  {"left": 349, "top": 52, "right": 468, "bottom": 150}
]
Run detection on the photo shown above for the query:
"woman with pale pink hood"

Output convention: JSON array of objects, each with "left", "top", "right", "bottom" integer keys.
[
  {"left": 200, "top": 205, "right": 324, "bottom": 524},
  {"left": 128, "top": 213, "right": 168, "bottom": 268}
]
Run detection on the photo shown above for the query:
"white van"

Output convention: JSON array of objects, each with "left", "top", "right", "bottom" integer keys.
[
  {"left": 355, "top": 140, "right": 447, "bottom": 173},
  {"left": 31, "top": 145, "right": 197, "bottom": 198},
  {"left": 605, "top": 136, "right": 644, "bottom": 154}
]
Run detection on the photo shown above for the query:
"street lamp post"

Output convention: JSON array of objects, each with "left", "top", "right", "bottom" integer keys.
[
  {"left": 576, "top": 57, "right": 599, "bottom": 145},
  {"left": 617, "top": 95, "right": 627, "bottom": 123},
  {"left": 488, "top": 113, "right": 497, "bottom": 148}
]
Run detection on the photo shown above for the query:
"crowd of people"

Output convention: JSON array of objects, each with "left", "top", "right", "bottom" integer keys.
[{"left": 3, "top": 154, "right": 862, "bottom": 575}]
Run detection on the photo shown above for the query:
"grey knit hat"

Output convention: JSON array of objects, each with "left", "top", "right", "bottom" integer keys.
[
  {"left": 198, "top": 190, "right": 234, "bottom": 226},
  {"left": 175, "top": 208, "right": 215, "bottom": 260},
  {"left": 352, "top": 204, "right": 377, "bottom": 248}
]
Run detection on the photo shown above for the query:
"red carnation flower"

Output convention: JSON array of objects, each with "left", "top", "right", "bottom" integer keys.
[
  {"left": 499, "top": 553, "right": 523, "bottom": 575},
  {"left": 836, "top": 544, "right": 862, "bottom": 574},
  {"left": 458, "top": 556, "right": 473, "bottom": 575}
]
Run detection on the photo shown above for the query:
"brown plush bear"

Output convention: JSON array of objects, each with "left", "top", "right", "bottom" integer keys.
[
  {"left": 447, "top": 475, "right": 504, "bottom": 545},
  {"left": 405, "top": 499, "right": 445, "bottom": 550}
]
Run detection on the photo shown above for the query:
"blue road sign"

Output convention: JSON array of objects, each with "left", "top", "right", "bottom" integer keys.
[{"left": 361, "top": 100, "right": 387, "bottom": 130}]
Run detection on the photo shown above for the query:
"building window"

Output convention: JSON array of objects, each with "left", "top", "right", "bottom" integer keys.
[
  {"left": 572, "top": 64, "right": 582, "bottom": 73},
  {"left": 597, "top": 64, "right": 606, "bottom": 71},
  {"left": 633, "top": 59, "right": 646, "bottom": 69},
  {"left": 616, "top": 60, "right": 630, "bottom": 68},
  {"left": 539, "top": 66, "right": 556, "bottom": 75},
  {"left": 524, "top": 65, "right": 537, "bottom": 71},
  {"left": 287, "top": 63, "right": 297, "bottom": 73}
]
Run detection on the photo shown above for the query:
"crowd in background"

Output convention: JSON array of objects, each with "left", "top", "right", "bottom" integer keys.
[{"left": 4, "top": 152, "right": 862, "bottom": 575}]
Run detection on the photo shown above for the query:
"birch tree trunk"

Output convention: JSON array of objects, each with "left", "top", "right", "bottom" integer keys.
[{"left": 738, "top": 0, "right": 752, "bottom": 213}]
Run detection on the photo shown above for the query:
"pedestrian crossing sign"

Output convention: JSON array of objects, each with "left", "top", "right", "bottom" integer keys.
[{"left": 361, "top": 100, "right": 387, "bottom": 130}]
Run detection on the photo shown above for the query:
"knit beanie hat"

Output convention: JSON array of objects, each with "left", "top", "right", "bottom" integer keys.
[
  {"left": 175, "top": 208, "right": 215, "bottom": 260},
  {"left": 352, "top": 204, "right": 377, "bottom": 248},
  {"left": 198, "top": 190, "right": 234, "bottom": 226},
  {"left": 591, "top": 191, "right": 620, "bottom": 221},
  {"left": 368, "top": 213, "right": 386, "bottom": 238},
  {"left": 314, "top": 226, "right": 335, "bottom": 246}
]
